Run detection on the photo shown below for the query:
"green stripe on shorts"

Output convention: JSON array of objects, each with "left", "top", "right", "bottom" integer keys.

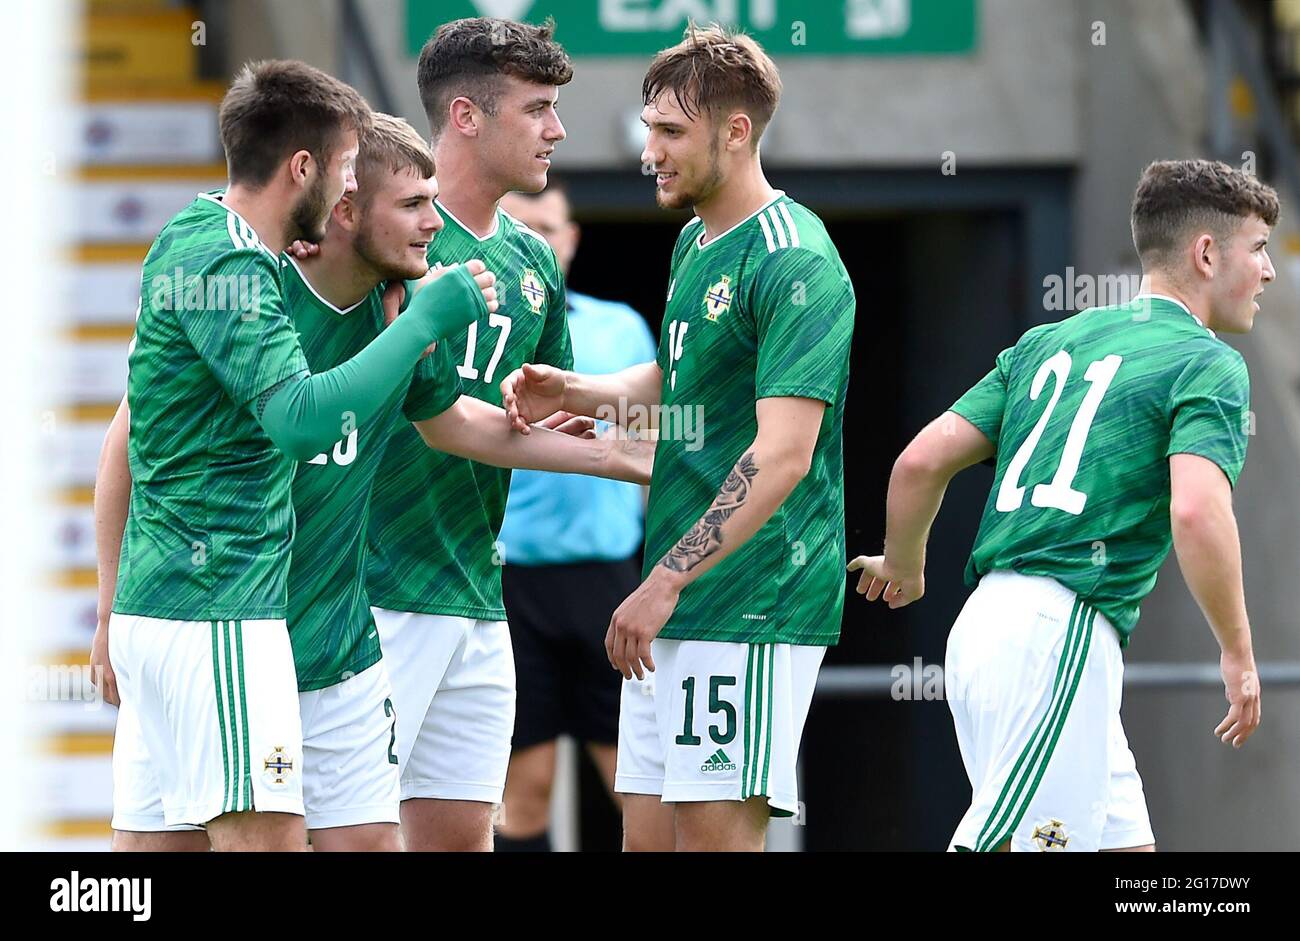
[
  {"left": 234, "top": 621, "right": 252, "bottom": 811},
  {"left": 748, "top": 647, "right": 759, "bottom": 800},
  {"left": 761, "top": 644, "right": 774, "bottom": 797},
  {"left": 211, "top": 621, "right": 231, "bottom": 814},
  {"left": 975, "top": 599, "right": 1092, "bottom": 851},
  {"left": 985, "top": 605, "right": 1096, "bottom": 850}
]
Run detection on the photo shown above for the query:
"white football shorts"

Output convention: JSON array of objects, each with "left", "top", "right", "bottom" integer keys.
[
  {"left": 371, "top": 608, "right": 515, "bottom": 803},
  {"left": 945, "top": 571, "right": 1154, "bottom": 852},
  {"left": 614, "top": 638, "right": 824, "bottom": 817},
  {"left": 109, "top": 615, "right": 304, "bottom": 829}
]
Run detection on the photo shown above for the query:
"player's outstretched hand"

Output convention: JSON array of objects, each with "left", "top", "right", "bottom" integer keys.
[
  {"left": 89, "top": 618, "right": 119, "bottom": 708},
  {"left": 605, "top": 571, "right": 679, "bottom": 680},
  {"left": 1215, "top": 650, "right": 1261, "bottom": 748},
  {"left": 847, "top": 555, "right": 924, "bottom": 609},
  {"left": 537, "top": 410, "right": 597, "bottom": 438},
  {"left": 500, "top": 363, "right": 568, "bottom": 435}
]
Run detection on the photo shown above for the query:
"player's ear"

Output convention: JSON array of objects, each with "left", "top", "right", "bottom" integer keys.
[
  {"left": 333, "top": 193, "right": 360, "bottom": 231},
  {"left": 288, "top": 149, "right": 313, "bottom": 187},
  {"left": 1192, "top": 232, "right": 1216, "bottom": 280},
  {"left": 725, "top": 112, "right": 752, "bottom": 152},
  {"left": 448, "top": 97, "right": 479, "bottom": 138}
]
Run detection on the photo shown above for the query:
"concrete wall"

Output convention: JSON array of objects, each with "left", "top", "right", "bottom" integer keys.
[{"left": 357, "top": 0, "right": 1081, "bottom": 167}]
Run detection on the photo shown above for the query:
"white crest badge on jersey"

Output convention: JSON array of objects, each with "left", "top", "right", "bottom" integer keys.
[
  {"left": 262, "top": 746, "right": 296, "bottom": 788},
  {"left": 704, "top": 274, "right": 733, "bottom": 322},
  {"left": 520, "top": 268, "right": 545, "bottom": 314},
  {"left": 1031, "top": 818, "right": 1069, "bottom": 851}
]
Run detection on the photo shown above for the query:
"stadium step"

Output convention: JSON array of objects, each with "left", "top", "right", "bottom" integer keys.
[{"left": 81, "top": 7, "right": 202, "bottom": 93}]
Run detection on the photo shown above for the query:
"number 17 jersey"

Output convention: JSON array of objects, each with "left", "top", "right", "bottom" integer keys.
[
  {"left": 366, "top": 202, "right": 572, "bottom": 620},
  {"left": 949, "top": 296, "right": 1250, "bottom": 643}
]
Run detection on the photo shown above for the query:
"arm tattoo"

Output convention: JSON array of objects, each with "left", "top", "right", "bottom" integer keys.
[
  {"left": 659, "top": 451, "right": 759, "bottom": 574},
  {"left": 254, "top": 372, "right": 304, "bottom": 419}
]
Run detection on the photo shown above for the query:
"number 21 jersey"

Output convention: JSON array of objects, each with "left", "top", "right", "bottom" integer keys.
[{"left": 950, "top": 296, "right": 1250, "bottom": 643}]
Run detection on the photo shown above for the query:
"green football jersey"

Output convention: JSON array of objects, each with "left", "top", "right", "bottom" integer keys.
[
  {"left": 281, "top": 258, "right": 462, "bottom": 691},
  {"left": 115, "top": 192, "right": 309, "bottom": 621},
  {"left": 644, "top": 193, "right": 856, "bottom": 646},
  {"left": 950, "top": 296, "right": 1251, "bottom": 643},
  {"left": 366, "top": 202, "right": 573, "bottom": 619}
]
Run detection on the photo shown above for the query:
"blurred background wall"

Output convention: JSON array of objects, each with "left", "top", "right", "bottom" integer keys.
[{"left": 49, "top": 0, "right": 1300, "bottom": 850}]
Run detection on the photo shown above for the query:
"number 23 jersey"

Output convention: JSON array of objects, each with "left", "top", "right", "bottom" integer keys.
[{"left": 950, "top": 296, "right": 1250, "bottom": 643}]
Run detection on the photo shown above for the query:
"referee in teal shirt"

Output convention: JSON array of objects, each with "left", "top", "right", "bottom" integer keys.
[{"left": 495, "top": 182, "right": 657, "bottom": 852}]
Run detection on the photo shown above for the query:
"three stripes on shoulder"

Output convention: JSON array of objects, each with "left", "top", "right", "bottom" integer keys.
[
  {"left": 757, "top": 202, "right": 800, "bottom": 253},
  {"left": 503, "top": 210, "right": 551, "bottom": 251}
]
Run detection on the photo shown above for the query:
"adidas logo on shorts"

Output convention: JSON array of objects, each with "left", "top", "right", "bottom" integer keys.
[{"left": 700, "top": 749, "right": 737, "bottom": 773}]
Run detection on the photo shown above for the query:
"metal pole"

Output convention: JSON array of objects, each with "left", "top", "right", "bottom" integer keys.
[{"left": 814, "top": 661, "right": 1300, "bottom": 697}]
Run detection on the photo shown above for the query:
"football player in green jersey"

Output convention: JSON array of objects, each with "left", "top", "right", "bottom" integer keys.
[
  {"left": 102, "top": 113, "right": 651, "bottom": 853},
  {"left": 849, "top": 159, "right": 1278, "bottom": 852},
  {"left": 358, "top": 18, "right": 580, "bottom": 852},
  {"left": 286, "top": 113, "right": 649, "bottom": 851},
  {"left": 501, "top": 26, "right": 856, "bottom": 852},
  {"left": 91, "top": 62, "right": 495, "bottom": 852}
]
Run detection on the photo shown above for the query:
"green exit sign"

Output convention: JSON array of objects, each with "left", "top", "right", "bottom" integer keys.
[{"left": 405, "top": 1, "right": 978, "bottom": 57}]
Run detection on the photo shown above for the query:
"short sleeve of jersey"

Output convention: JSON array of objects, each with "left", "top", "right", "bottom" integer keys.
[
  {"left": 752, "top": 247, "right": 855, "bottom": 404},
  {"left": 950, "top": 345, "right": 1014, "bottom": 446},
  {"left": 403, "top": 339, "right": 462, "bottom": 422},
  {"left": 534, "top": 264, "right": 574, "bottom": 371},
  {"left": 178, "top": 251, "right": 309, "bottom": 406},
  {"left": 1166, "top": 346, "right": 1251, "bottom": 486}
]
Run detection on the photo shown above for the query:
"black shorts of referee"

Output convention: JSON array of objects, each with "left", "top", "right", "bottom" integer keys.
[{"left": 502, "top": 555, "right": 642, "bottom": 748}]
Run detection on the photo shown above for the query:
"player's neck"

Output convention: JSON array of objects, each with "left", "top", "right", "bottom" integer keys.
[
  {"left": 1139, "top": 272, "right": 1206, "bottom": 322},
  {"left": 430, "top": 142, "right": 503, "bottom": 237},
  {"left": 298, "top": 240, "right": 381, "bottom": 311},
  {"left": 694, "top": 161, "right": 777, "bottom": 244},
  {"left": 221, "top": 182, "right": 294, "bottom": 255}
]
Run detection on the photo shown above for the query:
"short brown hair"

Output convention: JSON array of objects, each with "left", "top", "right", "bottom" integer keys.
[
  {"left": 1131, "top": 159, "right": 1280, "bottom": 269},
  {"left": 642, "top": 24, "right": 782, "bottom": 146},
  {"left": 219, "top": 59, "right": 372, "bottom": 187},
  {"left": 417, "top": 17, "right": 573, "bottom": 139},
  {"left": 355, "top": 113, "right": 435, "bottom": 204}
]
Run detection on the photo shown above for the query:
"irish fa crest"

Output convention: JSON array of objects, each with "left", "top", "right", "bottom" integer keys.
[
  {"left": 520, "top": 268, "right": 545, "bottom": 314},
  {"left": 704, "top": 274, "right": 733, "bottom": 322},
  {"left": 263, "top": 746, "right": 295, "bottom": 787},
  {"left": 1032, "top": 819, "right": 1069, "bottom": 851}
]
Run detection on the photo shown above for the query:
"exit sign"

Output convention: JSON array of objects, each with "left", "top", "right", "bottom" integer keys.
[{"left": 405, "top": 1, "right": 978, "bottom": 57}]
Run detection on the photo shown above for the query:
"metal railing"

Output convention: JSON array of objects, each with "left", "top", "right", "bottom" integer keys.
[{"left": 816, "top": 661, "right": 1300, "bottom": 696}]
